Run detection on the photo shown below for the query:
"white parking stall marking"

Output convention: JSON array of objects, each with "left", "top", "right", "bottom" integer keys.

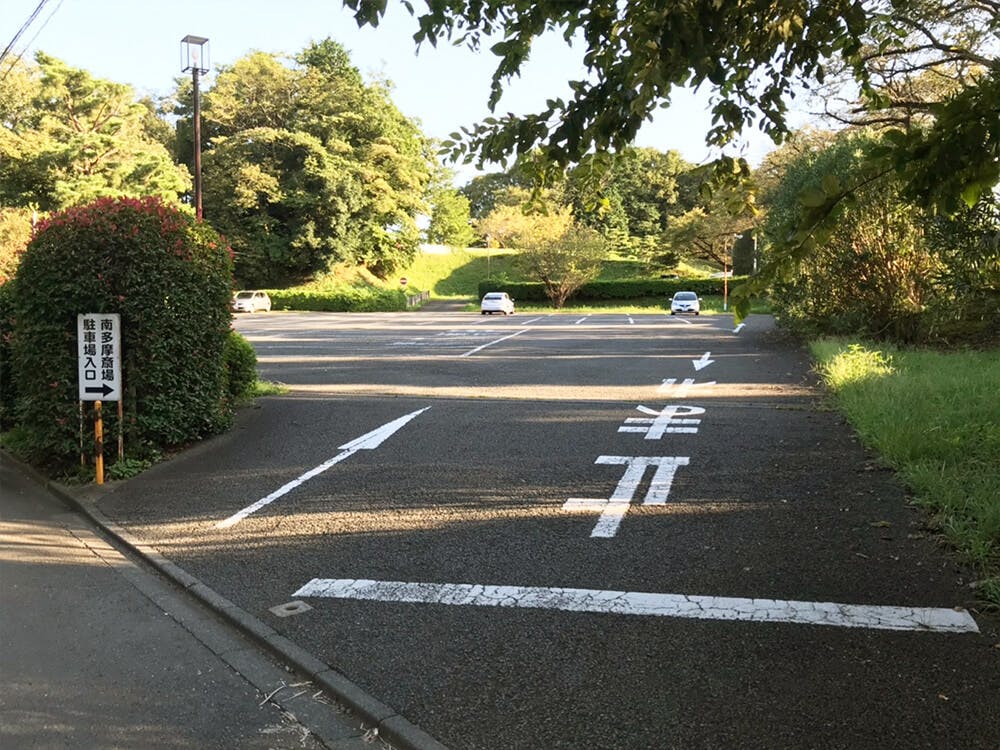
[
  {"left": 627, "top": 316, "right": 635, "bottom": 325},
  {"left": 293, "top": 579, "right": 980, "bottom": 634},
  {"left": 216, "top": 407, "right": 430, "bottom": 529},
  {"left": 459, "top": 329, "right": 528, "bottom": 358},
  {"left": 520, "top": 316, "right": 545, "bottom": 326},
  {"left": 563, "top": 456, "right": 690, "bottom": 537},
  {"left": 665, "top": 314, "right": 693, "bottom": 325},
  {"left": 734, "top": 322, "right": 747, "bottom": 333},
  {"left": 574, "top": 315, "right": 590, "bottom": 325}
]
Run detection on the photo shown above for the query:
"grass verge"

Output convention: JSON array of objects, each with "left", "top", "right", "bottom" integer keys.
[{"left": 810, "top": 339, "right": 1000, "bottom": 610}]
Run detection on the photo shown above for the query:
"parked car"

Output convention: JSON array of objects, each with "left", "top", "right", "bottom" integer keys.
[
  {"left": 670, "top": 290, "right": 701, "bottom": 315},
  {"left": 231, "top": 290, "right": 272, "bottom": 313},
  {"left": 480, "top": 292, "right": 515, "bottom": 315}
]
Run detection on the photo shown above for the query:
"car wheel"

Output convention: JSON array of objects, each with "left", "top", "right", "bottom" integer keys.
[
  {"left": 481, "top": 311, "right": 486, "bottom": 315},
  {"left": 670, "top": 311, "right": 676, "bottom": 315},
  {"left": 695, "top": 312, "right": 699, "bottom": 316}
]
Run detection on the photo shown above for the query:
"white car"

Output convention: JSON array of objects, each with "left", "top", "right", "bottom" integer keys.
[
  {"left": 231, "top": 290, "right": 272, "bottom": 313},
  {"left": 480, "top": 292, "right": 515, "bottom": 315},
  {"left": 670, "top": 290, "right": 701, "bottom": 315}
]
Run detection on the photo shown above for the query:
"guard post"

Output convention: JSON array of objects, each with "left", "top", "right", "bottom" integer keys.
[{"left": 77, "top": 313, "right": 122, "bottom": 484}]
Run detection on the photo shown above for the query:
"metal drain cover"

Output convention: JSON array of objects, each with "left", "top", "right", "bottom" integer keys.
[{"left": 269, "top": 600, "right": 313, "bottom": 618}]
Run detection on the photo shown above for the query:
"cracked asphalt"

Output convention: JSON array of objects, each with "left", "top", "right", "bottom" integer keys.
[{"left": 88, "top": 311, "right": 999, "bottom": 749}]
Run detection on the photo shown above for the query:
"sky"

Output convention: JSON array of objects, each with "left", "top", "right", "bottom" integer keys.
[{"left": 2, "top": 0, "right": 792, "bottom": 184}]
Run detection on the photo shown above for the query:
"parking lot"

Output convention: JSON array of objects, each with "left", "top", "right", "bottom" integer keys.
[{"left": 92, "top": 311, "right": 998, "bottom": 749}]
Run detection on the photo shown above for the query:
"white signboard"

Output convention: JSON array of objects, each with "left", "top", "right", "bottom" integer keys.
[{"left": 77, "top": 313, "right": 122, "bottom": 401}]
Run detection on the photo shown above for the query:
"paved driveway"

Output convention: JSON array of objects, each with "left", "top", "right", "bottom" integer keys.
[{"left": 93, "top": 312, "right": 999, "bottom": 749}]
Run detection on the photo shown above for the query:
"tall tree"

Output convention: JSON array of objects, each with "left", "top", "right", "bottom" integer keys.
[
  {"left": 193, "top": 40, "right": 433, "bottom": 284},
  {"left": 344, "top": 0, "right": 997, "bottom": 219},
  {"left": 0, "top": 54, "right": 189, "bottom": 211}
]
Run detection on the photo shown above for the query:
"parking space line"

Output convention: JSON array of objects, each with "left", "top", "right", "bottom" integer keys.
[
  {"left": 459, "top": 329, "right": 528, "bottom": 357},
  {"left": 293, "top": 579, "right": 980, "bottom": 634}
]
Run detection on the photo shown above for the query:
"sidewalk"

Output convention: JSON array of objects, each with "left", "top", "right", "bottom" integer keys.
[{"left": 0, "top": 454, "right": 381, "bottom": 750}]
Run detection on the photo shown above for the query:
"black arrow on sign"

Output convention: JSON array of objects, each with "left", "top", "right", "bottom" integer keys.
[{"left": 85, "top": 383, "right": 115, "bottom": 397}]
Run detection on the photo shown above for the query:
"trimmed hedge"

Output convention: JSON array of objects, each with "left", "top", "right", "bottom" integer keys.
[
  {"left": 478, "top": 277, "right": 738, "bottom": 302},
  {"left": 223, "top": 330, "right": 258, "bottom": 400},
  {"left": 267, "top": 287, "right": 409, "bottom": 312},
  {"left": 9, "top": 197, "right": 234, "bottom": 473}
]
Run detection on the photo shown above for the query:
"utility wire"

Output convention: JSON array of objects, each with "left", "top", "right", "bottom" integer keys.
[
  {"left": 0, "top": 0, "right": 65, "bottom": 82},
  {"left": 0, "top": 0, "right": 50, "bottom": 66}
]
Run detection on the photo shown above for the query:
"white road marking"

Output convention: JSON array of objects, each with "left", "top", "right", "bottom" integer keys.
[
  {"left": 459, "top": 329, "right": 527, "bottom": 357},
  {"left": 733, "top": 322, "right": 746, "bottom": 333},
  {"left": 293, "top": 579, "right": 979, "bottom": 634},
  {"left": 619, "top": 405, "right": 705, "bottom": 438},
  {"left": 563, "top": 456, "right": 690, "bottom": 536},
  {"left": 574, "top": 315, "right": 590, "bottom": 325},
  {"left": 627, "top": 316, "right": 635, "bottom": 325},
  {"left": 665, "top": 315, "right": 693, "bottom": 325},
  {"left": 216, "top": 407, "right": 430, "bottom": 528},
  {"left": 520, "top": 316, "right": 545, "bottom": 326},
  {"left": 658, "top": 378, "right": 716, "bottom": 397},
  {"left": 692, "top": 352, "right": 715, "bottom": 371}
]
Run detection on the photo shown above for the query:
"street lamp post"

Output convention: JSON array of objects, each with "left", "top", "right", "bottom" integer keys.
[{"left": 180, "top": 35, "right": 209, "bottom": 219}]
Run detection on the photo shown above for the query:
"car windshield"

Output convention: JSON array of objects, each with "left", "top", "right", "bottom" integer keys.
[
  {"left": 235, "top": 292, "right": 254, "bottom": 299},
  {"left": 674, "top": 292, "right": 697, "bottom": 301}
]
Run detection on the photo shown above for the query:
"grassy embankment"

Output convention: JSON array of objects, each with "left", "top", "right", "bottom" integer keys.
[
  {"left": 352, "top": 247, "right": 768, "bottom": 313},
  {"left": 810, "top": 340, "right": 1000, "bottom": 610}
]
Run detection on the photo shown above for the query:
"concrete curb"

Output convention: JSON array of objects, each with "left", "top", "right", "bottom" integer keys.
[{"left": 6, "top": 452, "right": 450, "bottom": 750}]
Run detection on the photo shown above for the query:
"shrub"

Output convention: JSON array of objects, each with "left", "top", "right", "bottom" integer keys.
[
  {"left": 9, "top": 197, "right": 234, "bottom": 473},
  {"left": 223, "top": 330, "right": 258, "bottom": 400},
  {"left": 478, "top": 277, "right": 732, "bottom": 302},
  {"left": 0, "top": 280, "right": 16, "bottom": 429},
  {"left": 266, "top": 287, "right": 408, "bottom": 312}
]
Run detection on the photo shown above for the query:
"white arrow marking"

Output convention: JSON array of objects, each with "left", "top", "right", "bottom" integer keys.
[
  {"left": 216, "top": 407, "right": 430, "bottom": 529},
  {"left": 692, "top": 352, "right": 715, "bottom": 371},
  {"left": 733, "top": 323, "right": 746, "bottom": 334},
  {"left": 293, "top": 579, "right": 979, "bottom": 634}
]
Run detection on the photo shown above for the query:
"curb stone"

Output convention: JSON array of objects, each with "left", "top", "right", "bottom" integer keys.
[{"left": 4, "top": 450, "right": 450, "bottom": 750}]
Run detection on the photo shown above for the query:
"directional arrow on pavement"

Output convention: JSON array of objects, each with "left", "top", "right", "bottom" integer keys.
[
  {"left": 216, "top": 407, "right": 430, "bottom": 529},
  {"left": 692, "top": 351, "right": 715, "bottom": 371}
]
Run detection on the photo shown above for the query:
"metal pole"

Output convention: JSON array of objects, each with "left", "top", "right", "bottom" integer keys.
[{"left": 192, "top": 66, "right": 203, "bottom": 220}]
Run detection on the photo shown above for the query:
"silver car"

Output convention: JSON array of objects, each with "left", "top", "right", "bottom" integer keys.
[
  {"left": 231, "top": 290, "right": 271, "bottom": 313},
  {"left": 670, "top": 291, "right": 700, "bottom": 315}
]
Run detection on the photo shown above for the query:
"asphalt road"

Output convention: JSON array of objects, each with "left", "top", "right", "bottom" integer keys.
[{"left": 92, "top": 311, "right": 999, "bottom": 749}]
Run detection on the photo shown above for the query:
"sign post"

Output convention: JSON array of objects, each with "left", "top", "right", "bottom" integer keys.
[{"left": 77, "top": 314, "right": 122, "bottom": 484}]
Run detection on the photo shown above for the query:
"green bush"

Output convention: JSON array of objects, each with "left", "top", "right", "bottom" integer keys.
[
  {"left": 0, "top": 280, "right": 16, "bottom": 430},
  {"left": 223, "top": 330, "right": 258, "bottom": 400},
  {"left": 478, "top": 277, "right": 733, "bottom": 302},
  {"left": 9, "top": 197, "right": 234, "bottom": 473},
  {"left": 267, "top": 287, "right": 408, "bottom": 312}
]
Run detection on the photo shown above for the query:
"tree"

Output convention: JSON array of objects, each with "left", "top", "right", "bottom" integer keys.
[
  {"left": 202, "top": 127, "right": 360, "bottom": 286},
  {"left": 426, "top": 187, "right": 476, "bottom": 247},
  {"left": 517, "top": 222, "right": 607, "bottom": 308},
  {"left": 192, "top": 40, "right": 433, "bottom": 283},
  {"left": 759, "top": 130, "right": 939, "bottom": 341},
  {"left": 0, "top": 53, "right": 190, "bottom": 211},
  {"left": 345, "top": 0, "right": 997, "bottom": 227},
  {"left": 482, "top": 195, "right": 606, "bottom": 307},
  {"left": 564, "top": 147, "right": 694, "bottom": 268}
]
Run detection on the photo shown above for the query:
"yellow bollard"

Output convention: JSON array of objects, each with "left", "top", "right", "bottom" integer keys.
[{"left": 94, "top": 400, "right": 104, "bottom": 485}]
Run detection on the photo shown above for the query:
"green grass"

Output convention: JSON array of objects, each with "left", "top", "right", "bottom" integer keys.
[{"left": 810, "top": 340, "right": 1000, "bottom": 609}]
